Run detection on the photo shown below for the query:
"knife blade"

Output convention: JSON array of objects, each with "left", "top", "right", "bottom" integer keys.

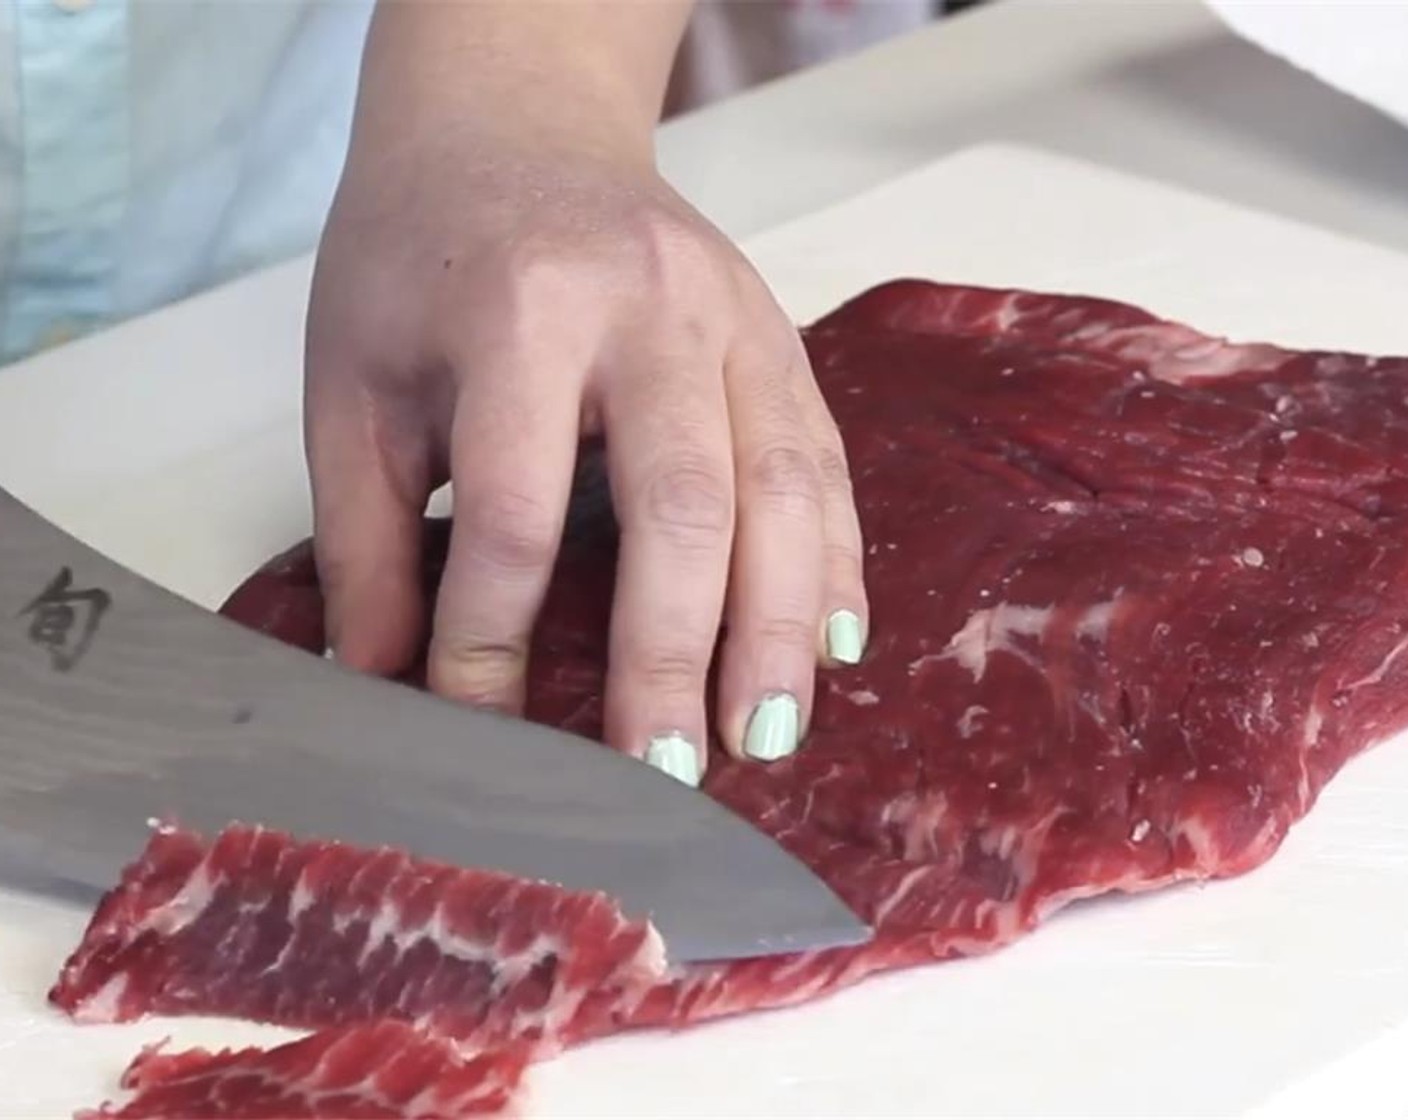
[{"left": 0, "top": 485, "right": 870, "bottom": 962}]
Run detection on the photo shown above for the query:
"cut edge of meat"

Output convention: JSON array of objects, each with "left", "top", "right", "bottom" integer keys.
[{"left": 76, "top": 1021, "right": 530, "bottom": 1120}]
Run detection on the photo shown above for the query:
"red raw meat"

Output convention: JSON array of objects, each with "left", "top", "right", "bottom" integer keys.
[
  {"left": 58, "top": 281, "right": 1408, "bottom": 1112},
  {"left": 51, "top": 821, "right": 666, "bottom": 1051},
  {"left": 78, "top": 1021, "right": 527, "bottom": 1118}
]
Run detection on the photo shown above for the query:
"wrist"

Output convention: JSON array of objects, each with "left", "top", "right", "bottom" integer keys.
[{"left": 352, "top": 0, "right": 690, "bottom": 171}]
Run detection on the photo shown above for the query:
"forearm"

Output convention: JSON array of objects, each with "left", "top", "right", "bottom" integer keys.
[{"left": 351, "top": 0, "right": 695, "bottom": 167}]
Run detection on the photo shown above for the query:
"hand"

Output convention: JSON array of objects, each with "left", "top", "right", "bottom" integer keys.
[{"left": 302, "top": 2, "right": 868, "bottom": 785}]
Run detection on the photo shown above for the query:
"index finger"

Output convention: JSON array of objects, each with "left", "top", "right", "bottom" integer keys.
[{"left": 305, "top": 349, "right": 432, "bottom": 679}]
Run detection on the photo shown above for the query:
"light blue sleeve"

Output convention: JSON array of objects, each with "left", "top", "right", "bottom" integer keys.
[
  {"left": 2, "top": 0, "right": 129, "bottom": 361},
  {"left": 0, "top": 0, "right": 372, "bottom": 366}
]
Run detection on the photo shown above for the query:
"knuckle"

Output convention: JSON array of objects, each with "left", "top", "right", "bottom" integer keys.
[
  {"left": 748, "top": 444, "right": 823, "bottom": 515},
  {"left": 636, "top": 212, "right": 713, "bottom": 275},
  {"left": 429, "top": 632, "right": 525, "bottom": 704},
  {"left": 433, "top": 628, "right": 528, "bottom": 671},
  {"left": 754, "top": 615, "right": 819, "bottom": 654},
  {"left": 512, "top": 250, "right": 575, "bottom": 308},
  {"left": 459, "top": 489, "right": 560, "bottom": 575},
  {"left": 643, "top": 459, "right": 733, "bottom": 545},
  {"left": 626, "top": 644, "right": 710, "bottom": 697},
  {"left": 491, "top": 240, "right": 590, "bottom": 325},
  {"left": 825, "top": 540, "right": 867, "bottom": 589},
  {"left": 816, "top": 442, "right": 855, "bottom": 499},
  {"left": 630, "top": 212, "right": 734, "bottom": 309}
]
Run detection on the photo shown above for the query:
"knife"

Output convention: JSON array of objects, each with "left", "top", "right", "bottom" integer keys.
[{"left": 0, "top": 485, "right": 869, "bottom": 962}]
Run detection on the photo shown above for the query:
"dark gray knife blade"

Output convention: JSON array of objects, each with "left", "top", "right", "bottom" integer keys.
[{"left": 0, "top": 485, "right": 870, "bottom": 961}]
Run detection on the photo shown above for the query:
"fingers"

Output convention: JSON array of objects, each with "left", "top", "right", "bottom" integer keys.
[
  {"left": 305, "top": 359, "right": 432, "bottom": 680},
  {"left": 596, "top": 312, "right": 866, "bottom": 783},
  {"left": 601, "top": 353, "right": 734, "bottom": 787},
  {"left": 806, "top": 379, "right": 869, "bottom": 669},
  {"left": 426, "top": 349, "right": 580, "bottom": 716},
  {"left": 713, "top": 337, "right": 828, "bottom": 765}
]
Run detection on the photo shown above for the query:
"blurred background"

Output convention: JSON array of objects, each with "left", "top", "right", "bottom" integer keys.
[{"left": 665, "top": 0, "right": 993, "bottom": 117}]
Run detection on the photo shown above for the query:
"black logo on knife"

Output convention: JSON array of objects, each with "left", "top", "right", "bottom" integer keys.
[{"left": 18, "top": 568, "right": 111, "bottom": 672}]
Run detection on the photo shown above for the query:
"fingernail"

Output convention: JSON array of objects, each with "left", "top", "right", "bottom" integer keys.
[
  {"left": 744, "top": 693, "right": 800, "bottom": 762},
  {"left": 645, "top": 733, "right": 701, "bottom": 787},
  {"left": 825, "top": 609, "right": 864, "bottom": 665}
]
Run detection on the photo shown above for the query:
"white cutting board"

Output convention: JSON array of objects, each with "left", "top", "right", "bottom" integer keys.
[{"left": 3, "top": 144, "right": 1408, "bottom": 1118}]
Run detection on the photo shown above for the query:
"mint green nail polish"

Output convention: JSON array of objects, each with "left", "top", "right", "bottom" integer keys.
[
  {"left": 645, "top": 733, "right": 701, "bottom": 787},
  {"left": 744, "top": 693, "right": 800, "bottom": 762},
  {"left": 826, "top": 609, "right": 864, "bottom": 665}
]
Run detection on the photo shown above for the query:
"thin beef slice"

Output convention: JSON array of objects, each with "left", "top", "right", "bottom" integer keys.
[
  {"left": 78, "top": 1021, "right": 527, "bottom": 1119},
  {"left": 56, "top": 280, "right": 1408, "bottom": 1107},
  {"left": 51, "top": 821, "right": 667, "bottom": 1050}
]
